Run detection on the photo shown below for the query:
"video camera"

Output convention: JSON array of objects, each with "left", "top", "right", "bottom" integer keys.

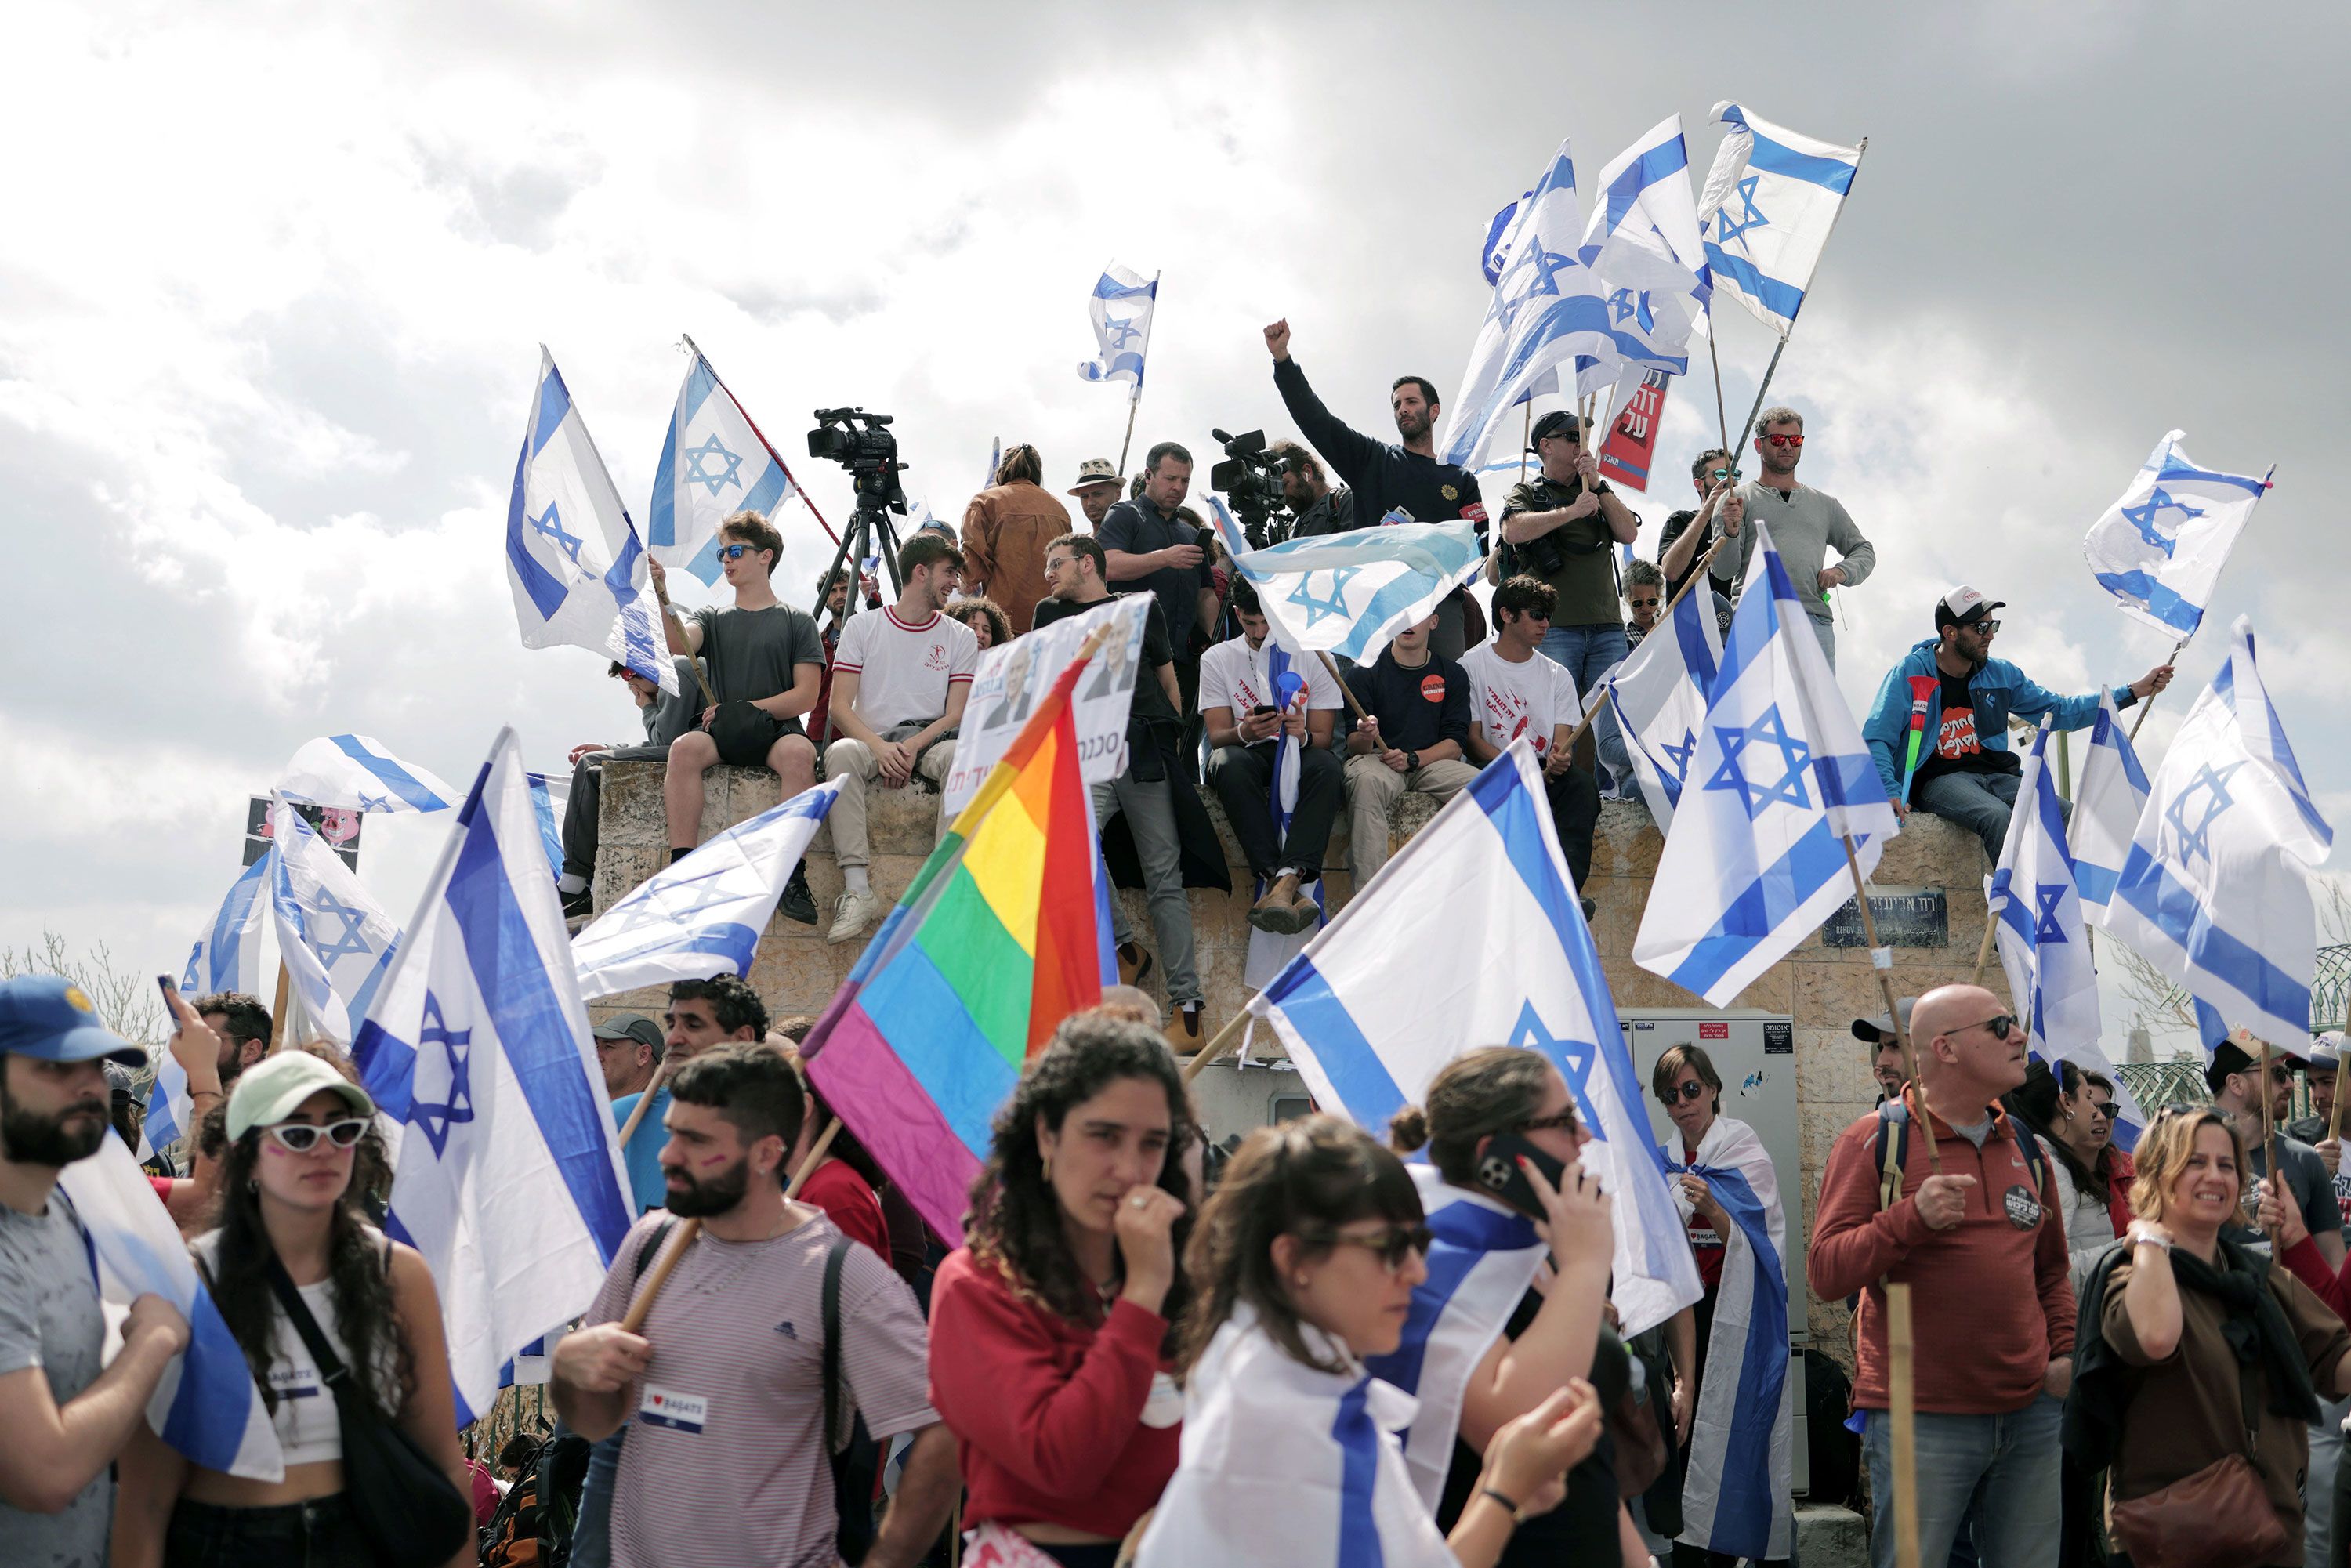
[
  {"left": 1208, "top": 427, "right": 1294, "bottom": 550},
  {"left": 807, "top": 407, "right": 908, "bottom": 513}
]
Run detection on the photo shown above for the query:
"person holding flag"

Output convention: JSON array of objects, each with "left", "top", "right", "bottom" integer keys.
[
  {"left": 1497, "top": 410, "right": 1640, "bottom": 698},
  {"left": 1705, "top": 409, "right": 1874, "bottom": 669}
]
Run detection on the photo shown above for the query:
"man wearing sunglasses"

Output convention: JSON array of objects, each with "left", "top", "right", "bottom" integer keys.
[
  {"left": 1656, "top": 447, "right": 1742, "bottom": 606},
  {"left": 1495, "top": 411, "right": 1639, "bottom": 697},
  {"left": 1705, "top": 408, "right": 1875, "bottom": 670},
  {"left": 2206, "top": 1037, "right": 2342, "bottom": 1264},
  {"left": 1860, "top": 585, "right": 2175, "bottom": 864}
]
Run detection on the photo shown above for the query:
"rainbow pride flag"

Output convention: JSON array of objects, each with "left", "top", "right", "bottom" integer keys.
[{"left": 802, "top": 651, "right": 1113, "bottom": 1238}]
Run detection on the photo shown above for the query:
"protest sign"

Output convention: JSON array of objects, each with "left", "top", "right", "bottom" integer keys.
[
  {"left": 243, "top": 795, "right": 361, "bottom": 871},
  {"left": 940, "top": 593, "right": 1148, "bottom": 813}
]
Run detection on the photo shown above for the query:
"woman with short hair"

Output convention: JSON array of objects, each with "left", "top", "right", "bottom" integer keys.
[{"left": 950, "top": 596, "right": 1013, "bottom": 652}]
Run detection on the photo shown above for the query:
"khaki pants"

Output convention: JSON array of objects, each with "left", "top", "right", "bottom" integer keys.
[
  {"left": 824, "top": 737, "right": 957, "bottom": 871},
  {"left": 1344, "top": 754, "right": 1480, "bottom": 886}
]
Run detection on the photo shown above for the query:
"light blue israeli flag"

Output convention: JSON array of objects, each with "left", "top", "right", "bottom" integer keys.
[
  {"left": 1251, "top": 739, "right": 1702, "bottom": 1338},
  {"left": 1442, "top": 139, "right": 1667, "bottom": 469},
  {"left": 1603, "top": 578, "right": 1724, "bottom": 832},
  {"left": 983, "top": 436, "right": 1002, "bottom": 492},
  {"left": 1480, "top": 190, "right": 1531, "bottom": 284},
  {"left": 147, "top": 856, "right": 270, "bottom": 1161},
  {"left": 268, "top": 795, "right": 401, "bottom": 1048},
  {"left": 1633, "top": 521, "right": 1899, "bottom": 1005},
  {"left": 1075, "top": 261, "right": 1157, "bottom": 399},
  {"left": 1696, "top": 102, "right": 1861, "bottom": 338},
  {"left": 573, "top": 779, "right": 840, "bottom": 1001},
  {"left": 2070, "top": 692, "right": 2150, "bottom": 920},
  {"left": 351, "top": 726, "right": 634, "bottom": 1425},
  {"left": 58, "top": 1132, "right": 284, "bottom": 1479},
  {"left": 524, "top": 771, "right": 568, "bottom": 882},
  {"left": 507, "top": 347, "right": 679, "bottom": 697},
  {"left": 1580, "top": 113, "right": 1713, "bottom": 374},
  {"left": 2095, "top": 617, "right": 2331, "bottom": 1050},
  {"left": 1222, "top": 505, "right": 1486, "bottom": 667},
  {"left": 649, "top": 348, "right": 798, "bottom": 586},
  {"left": 278, "top": 733, "right": 457, "bottom": 813},
  {"left": 2082, "top": 429, "right": 2273, "bottom": 640}
]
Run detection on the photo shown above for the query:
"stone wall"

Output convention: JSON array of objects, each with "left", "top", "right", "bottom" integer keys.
[{"left": 592, "top": 760, "right": 1996, "bottom": 1360}]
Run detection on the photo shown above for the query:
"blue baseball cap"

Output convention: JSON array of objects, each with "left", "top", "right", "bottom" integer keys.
[{"left": 0, "top": 976, "right": 148, "bottom": 1066}]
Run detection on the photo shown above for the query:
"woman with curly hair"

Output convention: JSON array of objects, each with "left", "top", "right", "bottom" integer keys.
[
  {"left": 951, "top": 596, "right": 1013, "bottom": 652},
  {"left": 112, "top": 1051, "right": 470, "bottom": 1568},
  {"left": 926, "top": 1012, "right": 1194, "bottom": 1567}
]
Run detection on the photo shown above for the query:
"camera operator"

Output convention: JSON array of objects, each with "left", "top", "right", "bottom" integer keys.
[
  {"left": 1498, "top": 411, "right": 1639, "bottom": 701},
  {"left": 1271, "top": 440, "right": 1354, "bottom": 539},
  {"left": 1102, "top": 443, "right": 1222, "bottom": 749}
]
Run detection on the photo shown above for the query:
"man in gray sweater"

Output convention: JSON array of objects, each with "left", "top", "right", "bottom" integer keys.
[{"left": 1707, "top": 405, "right": 1875, "bottom": 669}]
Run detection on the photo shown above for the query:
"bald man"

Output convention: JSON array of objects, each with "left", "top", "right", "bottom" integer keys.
[{"left": 1808, "top": 984, "right": 2074, "bottom": 1568}]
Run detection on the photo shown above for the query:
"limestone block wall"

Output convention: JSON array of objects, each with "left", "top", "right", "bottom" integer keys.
[{"left": 592, "top": 761, "right": 1995, "bottom": 1363}]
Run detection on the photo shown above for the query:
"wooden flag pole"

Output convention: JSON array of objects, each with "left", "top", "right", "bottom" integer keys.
[
  {"left": 1886, "top": 1282, "right": 1923, "bottom": 1568},
  {"left": 612, "top": 1053, "right": 675, "bottom": 1151},
  {"left": 621, "top": 1118, "right": 843, "bottom": 1334},
  {"left": 1115, "top": 395, "right": 1142, "bottom": 483},
  {"left": 646, "top": 567, "right": 721, "bottom": 711},
  {"left": 268, "top": 963, "right": 292, "bottom": 1053},
  {"left": 1705, "top": 335, "right": 1735, "bottom": 461},
  {"left": 1970, "top": 907, "right": 2000, "bottom": 988},
  {"left": 2127, "top": 636, "right": 2191, "bottom": 742},
  {"left": 2327, "top": 1046, "right": 2346, "bottom": 1153},
  {"left": 1317, "top": 650, "right": 1371, "bottom": 723},
  {"left": 1841, "top": 834, "right": 1940, "bottom": 1174},
  {"left": 2255, "top": 1031, "right": 2282, "bottom": 1245},
  {"left": 1181, "top": 1008, "right": 1255, "bottom": 1085}
]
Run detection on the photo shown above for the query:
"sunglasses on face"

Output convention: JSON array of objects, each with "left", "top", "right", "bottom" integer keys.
[
  {"left": 1661, "top": 1081, "right": 1710, "bottom": 1105},
  {"left": 1954, "top": 1013, "right": 2016, "bottom": 1041},
  {"left": 1321, "top": 1224, "right": 1436, "bottom": 1273},
  {"left": 1628, "top": 596, "right": 1661, "bottom": 610},
  {"left": 264, "top": 1118, "right": 369, "bottom": 1153},
  {"left": 1707, "top": 468, "right": 1735, "bottom": 481},
  {"left": 1761, "top": 433, "right": 1805, "bottom": 449},
  {"left": 1516, "top": 1110, "right": 1581, "bottom": 1135},
  {"left": 2085, "top": 1099, "right": 2116, "bottom": 1119},
  {"left": 717, "top": 543, "right": 754, "bottom": 560}
]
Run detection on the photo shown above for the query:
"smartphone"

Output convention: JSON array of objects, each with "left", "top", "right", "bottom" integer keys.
[
  {"left": 1474, "top": 1131, "right": 1580, "bottom": 1221},
  {"left": 156, "top": 974, "right": 179, "bottom": 1009},
  {"left": 1249, "top": 704, "right": 1277, "bottom": 717}
]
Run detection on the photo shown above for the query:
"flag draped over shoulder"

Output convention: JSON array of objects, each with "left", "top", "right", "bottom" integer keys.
[
  {"left": 278, "top": 733, "right": 458, "bottom": 813},
  {"left": 648, "top": 348, "right": 800, "bottom": 586},
  {"left": 801, "top": 653, "right": 1107, "bottom": 1240},
  {"left": 1696, "top": 102, "right": 1861, "bottom": 337},
  {"left": 2082, "top": 429, "right": 2273, "bottom": 640},
  {"left": 351, "top": 727, "right": 634, "bottom": 1424},
  {"left": 2096, "top": 618, "right": 2331, "bottom": 1049},
  {"left": 1075, "top": 262, "right": 1157, "bottom": 398},
  {"left": 269, "top": 796, "right": 401, "bottom": 1048},
  {"left": 1603, "top": 581, "right": 1724, "bottom": 831},
  {"left": 505, "top": 347, "right": 679, "bottom": 696}
]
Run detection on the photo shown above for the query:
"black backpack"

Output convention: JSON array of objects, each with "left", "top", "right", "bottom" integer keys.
[{"left": 480, "top": 1426, "right": 589, "bottom": 1567}]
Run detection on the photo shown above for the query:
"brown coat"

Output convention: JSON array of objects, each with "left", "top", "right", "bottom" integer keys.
[{"left": 960, "top": 480, "right": 1070, "bottom": 636}]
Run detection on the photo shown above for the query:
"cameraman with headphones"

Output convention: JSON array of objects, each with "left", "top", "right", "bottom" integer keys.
[{"left": 1498, "top": 411, "right": 1641, "bottom": 700}]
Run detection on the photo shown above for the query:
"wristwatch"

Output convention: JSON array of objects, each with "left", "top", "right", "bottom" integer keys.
[{"left": 1404, "top": 748, "right": 1421, "bottom": 771}]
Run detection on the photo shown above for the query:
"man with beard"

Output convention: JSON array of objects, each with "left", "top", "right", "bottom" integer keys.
[
  {"left": 1067, "top": 458, "right": 1123, "bottom": 529},
  {"left": 1264, "top": 318, "right": 1487, "bottom": 659},
  {"left": 555, "top": 1046, "right": 958, "bottom": 1568},
  {"left": 1704, "top": 407, "right": 1874, "bottom": 669},
  {"left": 0, "top": 976, "right": 190, "bottom": 1563},
  {"left": 1269, "top": 439, "right": 1354, "bottom": 538},
  {"left": 190, "top": 990, "right": 271, "bottom": 1087},
  {"left": 1860, "top": 587, "right": 2174, "bottom": 862}
]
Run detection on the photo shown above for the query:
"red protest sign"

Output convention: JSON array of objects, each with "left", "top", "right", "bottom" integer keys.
[{"left": 1597, "top": 369, "right": 1672, "bottom": 493}]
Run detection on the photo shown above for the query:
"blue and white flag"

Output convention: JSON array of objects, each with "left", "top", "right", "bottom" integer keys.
[
  {"left": 1602, "top": 580, "right": 1724, "bottom": 831},
  {"left": 1226, "top": 510, "right": 1486, "bottom": 666},
  {"left": 648, "top": 349, "right": 799, "bottom": 587},
  {"left": 278, "top": 733, "right": 458, "bottom": 813},
  {"left": 1664, "top": 1116, "right": 1791, "bottom": 1561},
  {"left": 351, "top": 726, "right": 634, "bottom": 1424},
  {"left": 573, "top": 780, "right": 840, "bottom": 1001},
  {"left": 1480, "top": 191, "right": 1531, "bottom": 284},
  {"left": 1241, "top": 654, "right": 1327, "bottom": 991},
  {"left": 1696, "top": 102, "right": 1861, "bottom": 337},
  {"left": 506, "top": 348, "right": 680, "bottom": 697},
  {"left": 982, "top": 436, "right": 1002, "bottom": 492},
  {"left": 149, "top": 856, "right": 270, "bottom": 1160},
  {"left": 524, "top": 771, "right": 569, "bottom": 882},
  {"left": 1442, "top": 139, "right": 1653, "bottom": 469},
  {"left": 268, "top": 796, "right": 401, "bottom": 1048},
  {"left": 1075, "top": 262, "right": 1157, "bottom": 399},
  {"left": 2082, "top": 429, "right": 2273, "bottom": 640},
  {"left": 2095, "top": 618, "right": 2331, "bottom": 1050},
  {"left": 2070, "top": 692, "right": 2152, "bottom": 919},
  {"left": 1581, "top": 114, "right": 1713, "bottom": 371},
  {"left": 1252, "top": 740, "right": 1702, "bottom": 1337},
  {"left": 1634, "top": 523, "right": 1899, "bottom": 1004},
  {"left": 58, "top": 1133, "right": 284, "bottom": 1480},
  {"left": 1364, "top": 1165, "right": 1548, "bottom": 1510}
]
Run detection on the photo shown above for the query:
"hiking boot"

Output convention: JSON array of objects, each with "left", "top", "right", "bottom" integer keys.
[
  {"left": 827, "top": 889, "right": 884, "bottom": 945},
  {"left": 778, "top": 865, "right": 817, "bottom": 926},
  {"left": 1248, "top": 873, "right": 1305, "bottom": 934},
  {"left": 1117, "top": 940, "right": 1154, "bottom": 988}
]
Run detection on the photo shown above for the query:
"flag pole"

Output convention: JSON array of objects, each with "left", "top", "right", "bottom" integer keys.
[
  {"left": 2327, "top": 1041, "right": 2345, "bottom": 1154},
  {"left": 2251, "top": 1030, "right": 2282, "bottom": 1246},
  {"left": 2127, "top": 636, "right": 2190, "bottom": 741},
  {"left": 1970, "top": 907, "right": 2000, "bottom": 989},
  {"left": 645, "top": 568, "right": 722, "bottom": 711},
  {"left": 1886, "top": 1281, "right": 1924, "bottom": 1568},
  {"left": 612, "top": 1053, "right": 675, "bottom": 1151},
  {"left": 1840, "top": 832, "right": 1940, "bottom": 1174},
  {"left": 268, "top": 962, "right": 292, "bottom": 1053},
  {"left": 1116, "top": 394, "right": 1141, "bottom": 483},
  {"left": 1519, "top": 403, "right": 1531, "bottom": 484},
  {"left": 1706, "top": 335, "right": 1734, "bottom": 459},
  {"left": 1181, "top": 1007, "right": 1255, "bottom": 1084},
  {"left": 620, "top": 1117, "right": 843, "bottom": 1334},
  {"left": 1550, "top": 534, "right": 1729, "bottom": 759}
]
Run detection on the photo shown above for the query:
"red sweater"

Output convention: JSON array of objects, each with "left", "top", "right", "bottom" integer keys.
[
  {"left": 1809, "top": 1089, "right": 2077, "bottom": 1414},
  {"left": 927, "top": 1248, "right": 1178, "bottom": 1538},
  {"left": 798, "top": 1159, "right": 891, "bottom": 1262}
]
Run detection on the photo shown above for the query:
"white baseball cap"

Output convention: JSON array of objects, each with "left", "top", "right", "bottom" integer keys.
[{"left": 1935, "top": 586, "right": 2005, "bottom": 629}]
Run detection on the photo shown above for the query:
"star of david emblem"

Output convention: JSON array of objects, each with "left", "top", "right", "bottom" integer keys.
[
  {"left": 1715, "top": 175, "right": 1768, "bottom": 250},
  {"left": 2117, "top": 487, "right": 2205, "bottom": 559},
  {"left": 1286, "top": 567, "right": 1359, "bottom": 628},
  {"left": 683, "top": 434, "right": 745, "bottom": 498},
  {"left": 306, "top": 888, "right": 374, "bottom": 965},
  {"left": 1607, "top": 288, "right": 1655, "bottom": 333},
  {"left": 1103, "top": 315, "right": 1143, "bottom": 349},
  {"left": 2163, "top": 760, "right": 2244, "bottom": 872},
  {"left": 659, "top": 866, "right": 743, "bottom": 921},
  {"left": 530, "top": 502, "right": 586, "bottom": 566},
  {"left": 355, "top": 791, "right": 396, "bottom": 813},
  {"left": 1703, "top": 704, "right": 1813, "bottom": 820},
  {"left": 1657, "top": 728, "right": 1698, "bottom": 788},
  {"left": 2032, "top": 884, "right": 2071, "bottom": 946},
  {"left": 409, "top": 990, "right": 476, "bottom": 1158},
  {"left": 1509, "top": 1001, "right": 1602, "bottom": 1136},
  {"left": 1494, "top": 241, "right": 1574, "bottom": 329}
]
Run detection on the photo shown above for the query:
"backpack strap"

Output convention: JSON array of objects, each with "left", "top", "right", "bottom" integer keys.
[
  {"left": 822, "top": 1235, "right": 852, "bottom": 1457},
  {"left": 632, "top": 1220, "right": 677, "bottom": 1283},
  {"left": 1874, "top": 1099, "right": 1911, "bottom": 1213}
]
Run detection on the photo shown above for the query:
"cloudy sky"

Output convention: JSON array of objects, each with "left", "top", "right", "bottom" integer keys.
[{"left": 3, "top": 2, "right": 2335, "bottom": 1049}]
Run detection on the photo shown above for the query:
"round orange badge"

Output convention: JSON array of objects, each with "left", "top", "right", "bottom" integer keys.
[{"left": 1419, "top": 674, "right": 1447, "bottom": 703}]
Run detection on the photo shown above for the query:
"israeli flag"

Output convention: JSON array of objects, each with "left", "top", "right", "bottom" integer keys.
[
  {"left": 523, "top": 771, "right": 569, "bottom": 882},
  {"left": 57, "top": 1133, "right": 284, "bottom": 1480},
  {"left": 1634, "top": 523, "right": 1899, "bottom": 1004},
  {"left": 351, "top": 726, "right": 635, "bottom": 1425},
  {"left": 1480, "top": 190, "right": 1531, "bottom": 284},
  {"left": 2070, "top": 692, "right": 2151, "bottom": 918},
  {"left": 1075, "top": 262, "right": 1157, "bottom": 399},
  {"left": 1229, "top": 513, "right": 1486, "bottom": 666},
  {"left": 506, "top": 348, "right": 679, "bottom": 697},
  {"left": 574, "top": 780, "right": 840, "bottom": 1001},
  {"left": 1602, "top": 580, "right": 1724, "bottom": 831},
  {"left": 1664, "top": 1117, "right": 1791, "bottom": 1562},
  {"left": 1442, "top": 139, "right": 1656, "bottom": 469},
  {"left": 148, "top": 856, "right": 270, "bottom": 1161},
  {"left": 648, "top": 349, "right": 797, "bottom": 587},
  {"left": 278, "top": 733, "right": 457, "bottom": 813},
  {"left": 268, "top": 796, "right": 401, "bottom": 1048},
  {"left": 1363, "top": 1165, "right": 1547, "bottom": 1511},
  {"left": 1252, "top": 741, "right": 1702, "bottom": 1337},
  {"left": 2095, "top": 618, "right": 2331, "bottom": 1050},
  {"left": 1241, "top": 650, "right": 1327, "bottom": 990},
  {"left": 1581, "top": 114, "right": 1713, "bottom": 371},
  {"left": 2082, "top": 429, "right": 2273, "bottom": 640},
  {"left": 1696, "top": 102, "right": 1861, "bottom": 337},
  {"left": 982, "top": 436, "right": 1002, "bottom": 491}
]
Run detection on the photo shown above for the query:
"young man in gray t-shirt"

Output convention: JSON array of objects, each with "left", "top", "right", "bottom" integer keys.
[{"left": 648, "top": 509, "right": 828, "bottom": 924}]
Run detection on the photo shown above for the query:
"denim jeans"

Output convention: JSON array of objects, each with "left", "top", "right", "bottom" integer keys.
[
  {"left": 1540, "top": 623, "right": 1632, "bottom": 786},
  {"left": 165, "top": 1493, "right": 364, "bottom": 1568},
  {"left": 1092, "top": 774, "right": 1201, "bottom": 1007},
  {"left": 1863, "top": 1398, "right": 2061, "bottom": 1568},
  {"left": 1912, "top": 770, "right": 2071, "bottom": 864},
  {"left": 2305, "top": 1393, "right": 2349, "bottom": 1568}
]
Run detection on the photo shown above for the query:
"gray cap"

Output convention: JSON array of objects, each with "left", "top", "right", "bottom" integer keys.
[
  {"left": 1853, "top": 997, "right": 1918, "bottom": 1045},
  {"left": 593, "top": 1013, "right": 665, "bottom": 1059}
]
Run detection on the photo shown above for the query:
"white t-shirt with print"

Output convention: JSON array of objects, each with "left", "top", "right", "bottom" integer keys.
[
  {"left": 1460, "top": 641, "right": 1581, "bottom": 757},
  {"left": 1196, "top": 634, "right": 1345, "bottom": 718},
  {"left": 831, "top": 607, "right": 979, "bottom": 732}
]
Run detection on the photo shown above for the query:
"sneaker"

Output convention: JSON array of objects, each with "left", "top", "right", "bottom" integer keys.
[
  {"left": 1117, "top": 940, "right": 1155, "bottom": 988},
  {"left": 1249, "top": 873, "right": 1305, "bottom": 935},
  {"left": 827, "top": 888, "right": 884, "bottom": 945},
  {"left": 560, "top": 886, "right": 594, "bottom": 921},
  {"left": 778, "top": 867, "right": 817, "bottom": 927},
  {"left": 1580, "top": 896, "right": 1597, "bottom": 922}
]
